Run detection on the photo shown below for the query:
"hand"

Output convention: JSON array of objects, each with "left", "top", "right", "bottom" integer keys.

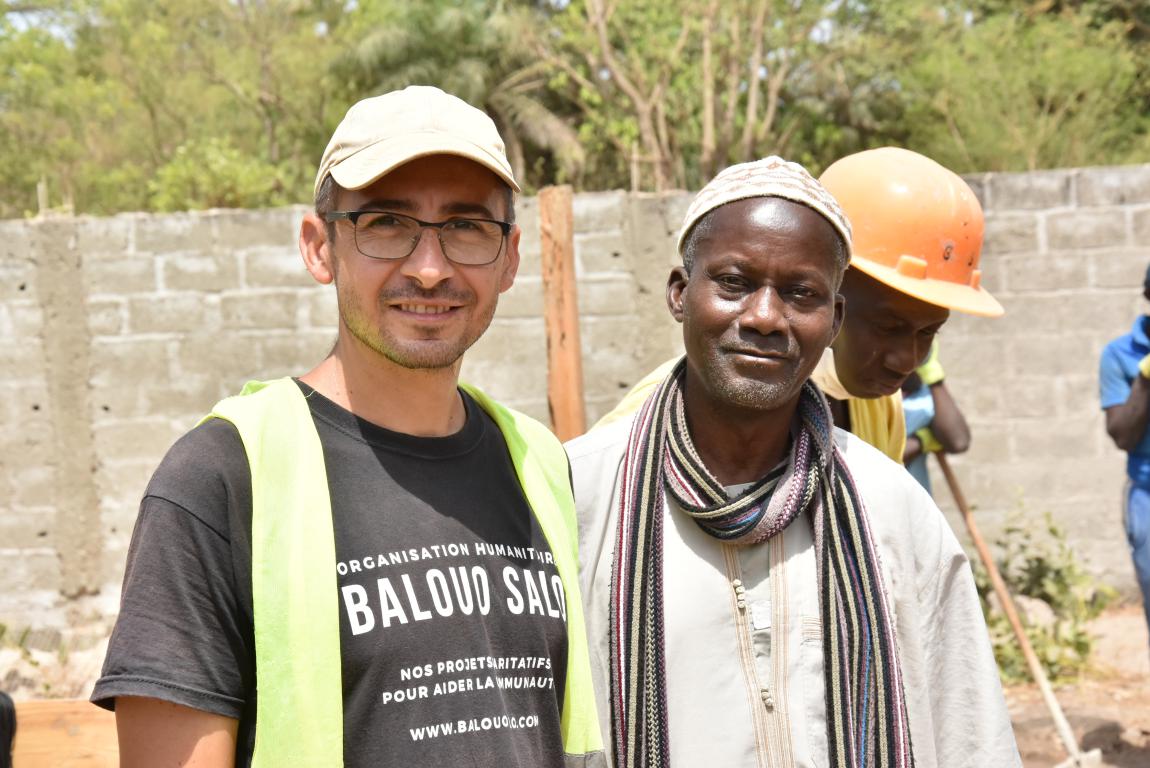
[
  {"left": 903, "top": 433, "right": 924, "bottom": 464},
  {"left": 1139, "top": 353, "right": 1150, "bottom": 379},
  {"left": 915, "top": 427, "right": 944, "bottom": 454}
]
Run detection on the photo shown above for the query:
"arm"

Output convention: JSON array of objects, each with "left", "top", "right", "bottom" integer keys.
[
  {"left": 857, "top": 449, "right": 1020, "bottom": 766},
  {"left": 92, "top": 421, "right": 255, "bottom": 755},
  {"left": 916, "top": 536, "right": 1022, "bottom": 766},
  {"left": 893, "top": 487, "right": 1021, "bottom": 767},
  {"left": 902, "top": 433, "right": 924, "bottom": 464},
  {"left": 116, "top": 698, "right": 237, "bottom": 768},
  {"left": 1105, "top": 371, "right": 1150, "bottom": 451},
  {"left": 925, "top": 381, "right": 970, "bottom": 454}
]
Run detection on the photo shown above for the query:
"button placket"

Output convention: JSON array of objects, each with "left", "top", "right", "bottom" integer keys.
[
  {"left": 721, "top": 545, "right": 772, "bottom": 760},
  {"left": 733, "top": 578, "right": 747, "bottom": 611},
  {"left": 760, "top": 686, "right": 774, "bottom": 710}
]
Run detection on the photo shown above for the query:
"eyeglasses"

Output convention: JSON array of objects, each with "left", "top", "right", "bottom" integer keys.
[{"left": 323, "top": 210, "right": 512, "bottom": 266}]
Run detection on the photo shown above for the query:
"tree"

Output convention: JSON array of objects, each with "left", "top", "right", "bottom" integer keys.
[
  {"left": 3, "top": 0, "right": 1147, "bottom": 215},
  {"left": 149, "top": 137, "right": 286, "bottom": 211},
  {"left": 0, "top": 0, "right": 357, "bottom": 216},
  {"left": 0, "top": 11, "right": 102, "bottom": 216},
  {"left": 337, "top": 0, "right": 585, "bottom": 191},
  {"left": 535, "top": 0, "right": 883, "bottom": 190},
  {"left": 897, "top": 4, "right": 1147, "bottom": 171}
]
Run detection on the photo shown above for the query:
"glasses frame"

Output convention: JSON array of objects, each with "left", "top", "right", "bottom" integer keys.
[{"left": 323, "top": 209, "right": 513, "bottom": 266}]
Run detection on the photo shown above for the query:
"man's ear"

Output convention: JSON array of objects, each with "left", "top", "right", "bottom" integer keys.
[
  {"left": 300, "top": 213, "right": 334, "bottom": 285},
  {"left": 667, "top": 266, "right": 689, "bottom": 323},
  {"left": 499, "top": 225, "right": 521, "bottom": 293},
  {"left": 830, "top": 292, "right": 846, "bottom": 343}
]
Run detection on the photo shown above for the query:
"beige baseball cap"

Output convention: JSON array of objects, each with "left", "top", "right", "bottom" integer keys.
[{"left": 313, "top": 85, "right": 520, "bottom": 198}]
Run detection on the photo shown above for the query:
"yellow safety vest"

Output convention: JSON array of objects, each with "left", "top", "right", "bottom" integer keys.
[{"left": 208, "top": 378, "right": 603, "bottom": 766}]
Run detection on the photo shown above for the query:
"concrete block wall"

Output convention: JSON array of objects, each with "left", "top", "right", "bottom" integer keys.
[
  {"left": 1, "top": 207, "right": 341, "bottom": 646},
  {"left": 466, "top": 192, "right": 689, "bottom": 424},
  {"left": 933, "top": 164, "right": 1150, "bottom": 588},
  {"left": 2, "top": 163, "right": 1148, "bottom": 645}
]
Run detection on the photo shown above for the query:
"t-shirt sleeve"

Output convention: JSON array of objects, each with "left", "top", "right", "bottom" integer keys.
[
  {"left": 91, "top": 419, "right": 254, "bottom": 719},
  {"left": 1100, "top": 344, "right": 1134, "bottom": 410}
]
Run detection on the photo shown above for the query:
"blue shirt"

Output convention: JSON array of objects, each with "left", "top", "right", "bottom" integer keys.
[
  {"left": 1100, "top": 316, "right": 1150, "bottom": 487},
  {"left": 902, "top": 383, "right": 935, "bottom": 493}
]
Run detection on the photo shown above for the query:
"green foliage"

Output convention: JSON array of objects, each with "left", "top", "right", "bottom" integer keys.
[
  {"left": 974, "top": 510, "right": 1116, "bottom": 683},
  {"left": 336, "top": 0, "right": 584, "bottom": 190},
  {"left": 541, "top": 0, "right": 702, "bottom": 189},
  {"left": 0, "top": 0, "right": 354, "bottom": 216},
  {"left": 898, "top": 6, "right": 1149, "bottom": 171},
  {"left": 540, "top": 0, "right": 871, "bottom": 188},
  {"left": 1, "top": 0, "right": 1147, "bottom": 213},
  {"left": 149, "top": 138, "right": 288, "bottom": 211},
  {"left": 0, "top": 14, "right": 102, "bottom": 215}
]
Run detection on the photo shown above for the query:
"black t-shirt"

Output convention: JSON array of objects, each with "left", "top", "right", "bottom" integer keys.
[{"left": 93, "top": 381, "right": 569, "bottom": 767}]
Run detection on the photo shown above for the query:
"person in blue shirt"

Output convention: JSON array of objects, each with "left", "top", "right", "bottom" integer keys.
[{"left": 1099, "top": 263, "right": 1150, "bottom": 646}]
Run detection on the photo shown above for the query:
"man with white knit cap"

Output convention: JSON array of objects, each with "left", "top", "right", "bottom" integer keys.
[
  {"left": 93, "top": 86, "right": 604, "bottom": 768},
  {"left": 565, "top": 157, "right": 1019, "bottom": 767}
]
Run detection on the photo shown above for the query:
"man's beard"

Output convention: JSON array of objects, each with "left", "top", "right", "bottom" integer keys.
[
  {"left": 691, "top": 336, "right": 806, "bottom": 411},
  {"left": 339, "top": 284, "right": 494, "bottom": 370}
]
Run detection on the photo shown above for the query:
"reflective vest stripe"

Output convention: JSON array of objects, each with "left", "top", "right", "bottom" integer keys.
[
  {"left": 210, "top": 378, "right": 343, "bottom": 766},
  {"left": 459, "top": 383, "right": 602, "bottom": 755}
]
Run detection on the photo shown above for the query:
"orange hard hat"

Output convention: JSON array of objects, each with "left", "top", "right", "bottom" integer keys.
[{"left": 819, "top": 147, "right": 1003, "bottom": 317}]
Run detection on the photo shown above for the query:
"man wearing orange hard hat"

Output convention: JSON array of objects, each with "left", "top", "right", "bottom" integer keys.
[
  {"left": 814, "top": 146, "right": 1003, "bottom": 459},
  {"left": 595, "top": 146, "right": 1003, "bottom": 462}
]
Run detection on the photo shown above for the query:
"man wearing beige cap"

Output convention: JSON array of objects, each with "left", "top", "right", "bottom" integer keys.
[
  {"left": 565, "top": 157, "right": 1018, "bottom": 767},
  {"left": 92, "top": 86, "right": 604, "bottom": 768}
]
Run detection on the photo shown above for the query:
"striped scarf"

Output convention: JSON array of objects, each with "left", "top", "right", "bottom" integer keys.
[{"left": 609, "top": 360, "right": 913, "bottom": 768}]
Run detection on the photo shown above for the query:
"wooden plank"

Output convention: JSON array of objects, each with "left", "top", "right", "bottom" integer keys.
[
  {"left": 538, "top": 185, "right": 586, "bottom": 441},
  {"left": 12, "top": 699, "right": 118, "bottom": 768}
]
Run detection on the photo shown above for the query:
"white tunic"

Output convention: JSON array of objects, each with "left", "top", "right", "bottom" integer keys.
[{"left": 566, "top": 417, "right": 1021, "bottom": 768}]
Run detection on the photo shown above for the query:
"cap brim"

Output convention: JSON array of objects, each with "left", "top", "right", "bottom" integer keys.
[
  {"left": 330, "top": 131, "right": 520, "bottom": 193},
  {"left": 851, "top": 258, "right": 1005, "bottom": 317}
]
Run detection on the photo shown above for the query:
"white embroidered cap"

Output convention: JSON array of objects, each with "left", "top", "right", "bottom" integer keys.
[{"left": 677, "top": 156, "right": 852, "bottom": 256}]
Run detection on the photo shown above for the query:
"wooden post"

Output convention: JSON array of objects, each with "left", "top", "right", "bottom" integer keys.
[
  {"left": 538, "top": 185, "right": 586, "bottom": 441},
  {"left": 36, "top": 175, "right": 49, "bottom": 216},
  {"left": 630, "top": 143, "right": 640, "bottom": 192}
]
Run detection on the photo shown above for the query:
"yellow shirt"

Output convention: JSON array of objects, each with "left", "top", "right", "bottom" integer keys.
[{"left": 592, "top": 351, "right": 906, "bottom": 464}]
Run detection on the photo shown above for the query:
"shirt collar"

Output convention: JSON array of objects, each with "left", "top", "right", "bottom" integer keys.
[{"left": 1133, "top": 316, "right": 1150, "bottom": 349}]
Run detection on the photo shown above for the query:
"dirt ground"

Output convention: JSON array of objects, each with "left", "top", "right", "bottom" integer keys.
[
  {"left": 1007, "top": 604, "right": 1150, "bottom": 767},
  {"left": 3, "top": 605, "right": 1148, "bottom": 766}
]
